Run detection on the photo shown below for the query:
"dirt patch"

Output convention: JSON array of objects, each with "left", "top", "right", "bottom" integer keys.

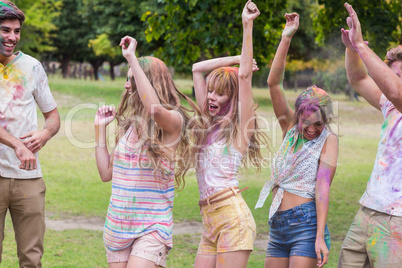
[
  {"left": 45, "top": 216, "right": 268, "bottom": 249},
  {"left": 45, "top": 216, "right": 204, "bottom": 234}
]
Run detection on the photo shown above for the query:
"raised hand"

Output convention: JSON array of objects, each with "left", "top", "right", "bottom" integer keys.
[
  {"left": 242, "top": 0, "right": 260, "bottom": 24},
  {"left": 344, "top": 3, "right": 364, "bottom": 48},
  {"left": 95, "top": 105, "right": 116, "bottom": 127},
  {"left": 282, "top": 13, "right": 299, "bottom": 38},
  {"left": 119, "top": 36, "right": 138, "bottom": 60},
  {"left": 341, "top": 28, "right": 355, "bottom": 51},
  {"left": 252, "top": 58, "right": 259, "bottom": 72}
]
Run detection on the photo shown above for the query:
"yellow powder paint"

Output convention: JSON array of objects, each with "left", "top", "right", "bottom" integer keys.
[{"left": 217, "top": 256, "right": 225, "bottom": 264}]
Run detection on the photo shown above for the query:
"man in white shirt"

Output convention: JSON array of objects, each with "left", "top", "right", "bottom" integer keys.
[
  {"left": 339, "top": 3, "right": 401, "bottom": 268},
  {"left": 0, "top": 1, "right": 60, "bottom": 267}
]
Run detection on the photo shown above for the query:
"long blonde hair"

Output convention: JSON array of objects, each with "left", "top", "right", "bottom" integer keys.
[
  {"left": 195, "top": 67, "right": 270, "bottom": 170},
  {"left": 115, "top": 56, "right": 201, "bottom": 189}
]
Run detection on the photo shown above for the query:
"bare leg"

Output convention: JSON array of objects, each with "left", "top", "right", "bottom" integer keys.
[
  {"left": 127, "top": 256, "right": 159, "bottom": 268},
  {"left": 215, "top": 250, "right": 251, "bottom": 268},
  {"left": 265, "top": 257, "right": 289, "bottom": 268},
  {"left": 194, "top": 254, "right": 216, "bottom": 268},
  {"left": 109, "top": 262, "right": 128, "bottom": 268},
  {"left": 289, "top": 256, "right": 317, "bottom": 268}
]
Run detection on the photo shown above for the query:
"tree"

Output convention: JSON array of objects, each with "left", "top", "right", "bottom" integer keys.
[
  {"left": 14, "top": 0, "right": 61, "bottom": 58},
  {"left": 88, "top": 33, "right": 120, "bottom": 80},
  {"left": 143, "top": 0, "right": 287, "bottom": 72},
  {"left": 49, "top": 0, "right": 106, "bottom": 79},
  {"left": 82, "top": 0, "right": 165, "bottom": 79},
  {"left": 314, "top": 0, "right": 402, "bottom": 58}
]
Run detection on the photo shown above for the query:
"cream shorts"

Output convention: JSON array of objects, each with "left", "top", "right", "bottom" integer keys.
[
  {"left": 198, "top": 188, "right": 256, "bottom": 255},
  {"left": 105, "top": 232, "right": 170, "bottom": 267}
]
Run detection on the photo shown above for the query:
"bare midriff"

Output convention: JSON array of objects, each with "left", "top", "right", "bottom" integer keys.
[{"left": 272, "top": 186, "right": 314, "bottom": 211}]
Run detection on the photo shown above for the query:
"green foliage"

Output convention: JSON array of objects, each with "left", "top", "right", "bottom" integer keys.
[
  {"left": 89, "top": 33, "right": 119, "bottom": 58},
  {"left": 312, "top": 66, "right": 348, "bottom": 94},
  {"left": 82, "top": 0, "right": 164, "bottom": 61},
  {"left": 314, "top": 0, "right": 402, "bottom": 58},
  {"left": 285, "top": 0, "right": 321, "bottom": 61},
  {"left": 50, "top": 0, "right": 96, "bottom": 62},
  {"left": 144, "top": 0, "right": 287, "bottom": 72},
  {"left": 13, "top": 0, "right": 61, "bottom": 57}
]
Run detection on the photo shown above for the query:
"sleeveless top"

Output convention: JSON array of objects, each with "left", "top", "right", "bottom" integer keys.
[
  {"left": 195, "top": 138, "right": 243, "bottom": 200},
  {"left": 255, "top": 126, "right": 331, "bottom": 220},
  {"left": 104, "top": 126, "right": 175, "bottom": 251}
]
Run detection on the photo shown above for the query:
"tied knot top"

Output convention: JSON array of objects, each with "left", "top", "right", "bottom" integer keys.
[
  {"left": 255, "top": 126, "right": 331, "bottom": 220},
  {"left": 104, "top": 126, "right": 175, "bottom": 251}
]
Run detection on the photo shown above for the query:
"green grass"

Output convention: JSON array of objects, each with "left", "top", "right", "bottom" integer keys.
[{"left": 1, "top": 77, "right": 384, "bottom": 267}]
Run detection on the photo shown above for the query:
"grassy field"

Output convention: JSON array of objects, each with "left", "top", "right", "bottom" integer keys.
[{"left": 1, "top": 76, "right": 383, "bottom": 267}]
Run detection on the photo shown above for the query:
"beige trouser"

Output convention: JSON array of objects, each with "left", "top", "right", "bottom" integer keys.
[
  {"left": 338, "top": 206, "right": 402, "bottom": 268},
  {"left": 0, "top": 176, "right": 46, "bottom": 268}
]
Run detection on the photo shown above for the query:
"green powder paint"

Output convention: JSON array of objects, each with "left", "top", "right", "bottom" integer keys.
[
  {"left": 381, "top": 117, "right": 389, "bottom": 136},
  {"left": 132, "top": 196, "right": 136, "bottom": 203},
  {"left": 223, "top": 146, "right": 229, "bottom": 155},
  {"left": 0, "top": 2, "right": 12, "bottom": 9}
]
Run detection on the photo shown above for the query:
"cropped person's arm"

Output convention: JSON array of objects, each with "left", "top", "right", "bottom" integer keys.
[
  {"left": 192, "top": 56, "right": 241, "bottom": 110},
  {"left": 94, "top": 105, "right": 116, "bottom": 182},
  {"left": 0, "top": 126, "right": 37, "bottom": 170},
  {"left": 315, "top": 134, "right": 338, "bottom": 268},
  {"left": 341, "top": 29, "right": 381, "bottom": 110},
  {"left": 267, "top": 13, "right": 299, "bottom": 137},
  {"left": 345, "top": 3, "right": 402, "bottom": 112},
  {"left": 120, "top": 36, "right": 183, "bottom": 135},
  {"left": 237, "top": 0, "right": 260, "bottom": 151},
  {"left": 20, "top": 108, "right": 61, "bottom": 153}
]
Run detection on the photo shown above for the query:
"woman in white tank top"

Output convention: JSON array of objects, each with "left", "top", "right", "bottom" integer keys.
[{"left": 188, "top": 1, "right": 269, "bottom": 267}]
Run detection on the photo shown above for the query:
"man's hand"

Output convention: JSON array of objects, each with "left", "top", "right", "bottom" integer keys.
[
  {"left": 15, "top": 143, "right": 37, "bottom": 170},
  {"left": 20, "top": 129, "right": 51, "bottom": 154},
  {"left": 344, "top": 2, "right": 365, "bottom": 49}
]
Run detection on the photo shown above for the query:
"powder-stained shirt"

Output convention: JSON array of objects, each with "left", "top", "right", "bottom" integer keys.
[
  {"left": 104, "top": 126, "right": 175, "bottom": 251},
  {"left": 360, "top": 94, "right": 402, "bottom": 216},
  {"left": 195, "top": 139, "right": 243, "bottom": 200},
  {"left": 255, "top": 126, "right": 331, "bottom": 220},
  {"left": 0, "top": 52, "right": 57, "bottom": 179}
]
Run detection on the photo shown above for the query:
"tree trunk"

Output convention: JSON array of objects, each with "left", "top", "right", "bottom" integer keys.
[
  {"left": 109, "top": 61, "right": 115, "bottom": 81},
  {"left": 60, "top": 55, "right": 71, "bottom": 79},
  {"left": 89, "top": 59, "right": 104, "bottom": 81}
]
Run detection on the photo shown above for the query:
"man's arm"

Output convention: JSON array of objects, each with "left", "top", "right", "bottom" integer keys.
[
  {"left": 341, "top": 29, "right": 382, "bottom": 110},
  {"left": 345, "top": 3, "right": 402, "bottom": 112},
  {"left": 0, "top": 126, "right": 37, "bottom": 170},
  {"left": 20, "top": 108, "right": 60, "bottom": 154}
]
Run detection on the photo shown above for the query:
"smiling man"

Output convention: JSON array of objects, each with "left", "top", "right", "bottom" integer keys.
[{"left": 0, "top": 1, "right": 60, "bottom": 267}]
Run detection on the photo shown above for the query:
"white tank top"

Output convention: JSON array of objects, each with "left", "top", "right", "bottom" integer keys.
[{"left": 195, "top": 139, "right": 243, "bottom": 200}]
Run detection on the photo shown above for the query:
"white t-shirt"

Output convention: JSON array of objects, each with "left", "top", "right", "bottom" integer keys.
[
  {"left": 359, "top": 94, "right": 401, "bottom": 216},
  {"left": 0, "top": 51, "right": 57, "bottom": 179}
]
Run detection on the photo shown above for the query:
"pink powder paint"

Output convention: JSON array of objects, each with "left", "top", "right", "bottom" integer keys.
[{"left": 12, "top": 84, "right": 24, "bottom": 100}]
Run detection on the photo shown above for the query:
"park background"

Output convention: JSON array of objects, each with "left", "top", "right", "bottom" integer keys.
[{"left": 2, "top": 0, "right": 402, "bottom": 267}]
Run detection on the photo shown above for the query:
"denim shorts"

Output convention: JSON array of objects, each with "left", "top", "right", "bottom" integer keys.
[{"left": 266, "top": 201, "right": 331, "bottom": 258}]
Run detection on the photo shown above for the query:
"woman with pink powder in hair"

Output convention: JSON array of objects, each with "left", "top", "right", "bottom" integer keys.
[
  {"left": 189, "top": 1, "right": 269, "bottom": 267},
  {"left": 255, "top": 13, "right": 339, "bottom": 268}
]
